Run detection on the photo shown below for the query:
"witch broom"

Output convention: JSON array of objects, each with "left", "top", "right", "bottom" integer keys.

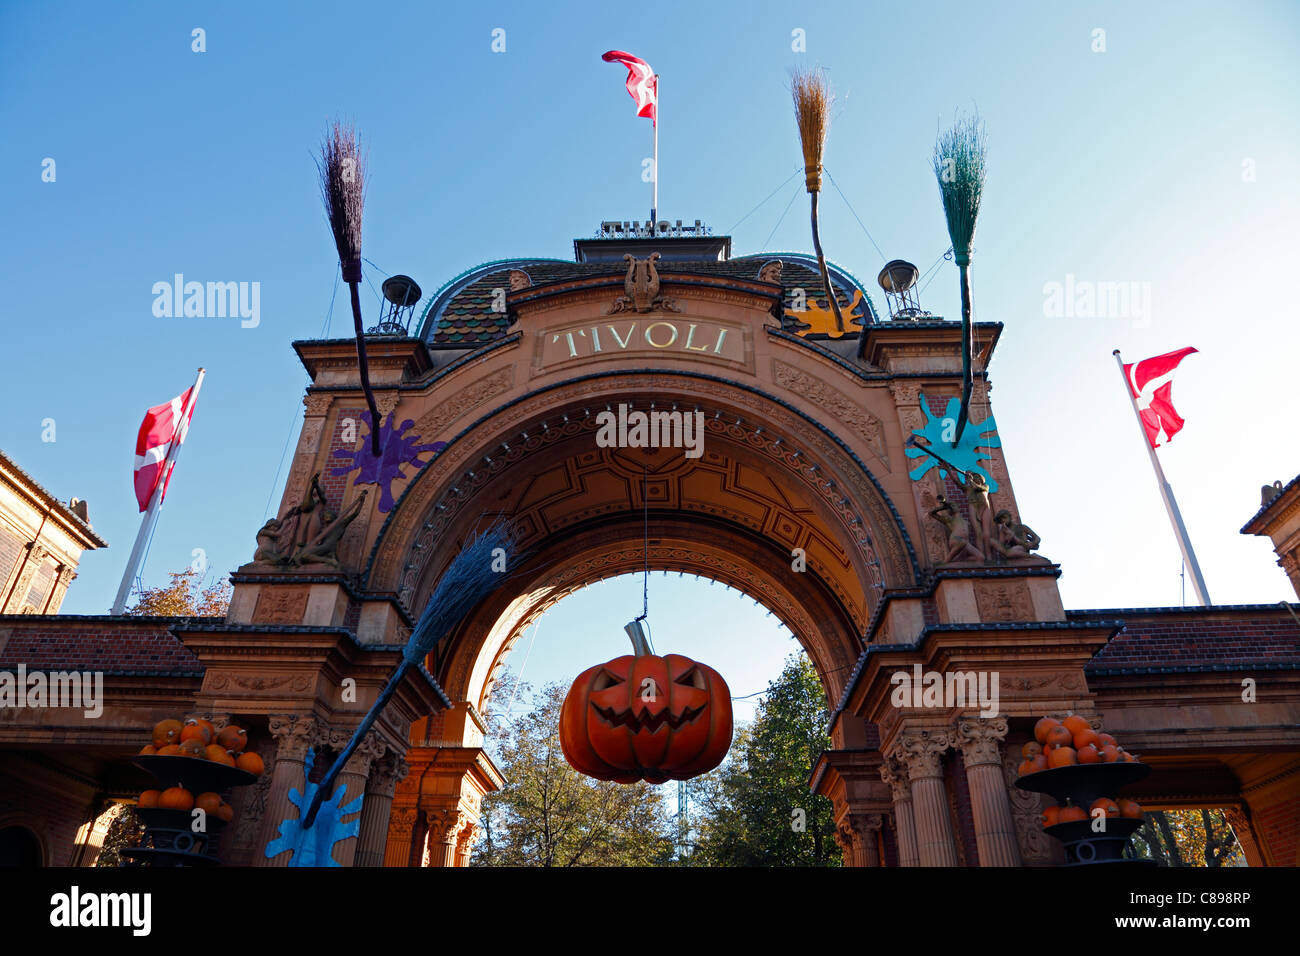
[
  {"left": 932, "top": 112, "right": 988, "bottom": 445},
  {"left": 294, "top": 522, "right": 516, "bottom": 836},
  {"left": 791, "top": 68, "right": 846, "bottom": 336},
  {"left": 319, "top": 122, "right": 383, "bottom": 456}
]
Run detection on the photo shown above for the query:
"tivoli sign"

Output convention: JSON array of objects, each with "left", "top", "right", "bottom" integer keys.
[{"left": 537, "top": 318, "right": 746, "bottom": 371}]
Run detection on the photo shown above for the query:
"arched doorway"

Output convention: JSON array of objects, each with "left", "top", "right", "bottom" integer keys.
[{"left": 0, "top": 825, "right": 43, "bottom": 867}]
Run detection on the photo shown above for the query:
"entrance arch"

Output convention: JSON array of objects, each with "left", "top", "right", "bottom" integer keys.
[{"left": 362, "top": 372, "right": 921, "bottom": 725}]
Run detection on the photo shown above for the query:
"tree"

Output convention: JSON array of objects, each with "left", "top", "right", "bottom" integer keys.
[
  {"left": 123, "top": 567, "right": 230, "bottom": 617},
  {"left": 1130, "top": 809, "right": 1244, "bottom": 866},
  {"left": 687, "top": 652, "right": 841, "bottom": 866},
  {"left": 473, "top": 678, "right": 675, "bottom": 866}
]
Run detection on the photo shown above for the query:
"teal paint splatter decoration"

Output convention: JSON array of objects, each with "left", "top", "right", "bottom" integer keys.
[
  {"left": 264, "top": 749, "right": 363, "bottom": 867},
  {"left": 906, "top": 394, "right": 1001, "bottom": 491}
]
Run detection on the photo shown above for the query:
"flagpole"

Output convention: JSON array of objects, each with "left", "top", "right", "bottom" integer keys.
[
  {"left": 111, "top": 368, "right": 206, "bottom": 615},
  {"left": 651, "top": 73, "right": 659, "bottom": 228},
  {"left": 1112, "top": 350, "right": 1211, "bottom": 606}
]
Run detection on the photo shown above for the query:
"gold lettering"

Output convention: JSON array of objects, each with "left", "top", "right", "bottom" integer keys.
[
  {"left": 589, "top": 326, "right": 602, "bottom": 352},
  {"left": 644, "top": 321, "right": 678, "bottom": 348},
  {"left": 608, "top": 323, "right": 637, "bottom": 348},
  {"left": 683, "top": 323, "right": 710, "bottom": 352},
  {"left": 713, "top": 328, "right": 728, "bottom": 354}
]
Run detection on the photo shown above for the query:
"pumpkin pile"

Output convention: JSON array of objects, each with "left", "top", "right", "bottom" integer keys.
[
  {"left": 134, "top": 718, "right": 265, "bottom": 818},
  {"left": 1016, "top": 714, "right": 1142, "bottom": 774},
  {"left": 137, "top": 786, "right": 235, "bottom": 823},
  {"left": 1041, "top": 797, "right": 1143, "bottom": 829},
  {"left": 137, "top": 717, "right": 263, "bottom": 775},
  {"left": 1015, "top": 714, "right": 1144, "bottom": 830}
]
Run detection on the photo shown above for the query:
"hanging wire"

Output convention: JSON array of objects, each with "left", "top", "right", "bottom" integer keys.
[
  {"left": 762, "top": 181, "right": 802, "bottom": 250},
  {"left": 918, "top": 247, "right": 954, "bottom": 297},
  {"left": 726, "top": 167, "right": 804, "bottom": 235},
  {"left": 505, "top": 616, "right": 543, "bottom": 719},
  {"left": 823, "top": 167, "right": 887, "bottom": 263}
]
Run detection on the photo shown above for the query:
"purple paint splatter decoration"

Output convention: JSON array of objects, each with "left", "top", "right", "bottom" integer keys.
[{"left": 331, "top": 411, "right": 446, "bottom": 512}]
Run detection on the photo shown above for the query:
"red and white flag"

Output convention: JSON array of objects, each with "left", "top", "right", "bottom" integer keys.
[
  {"left": 1122, "top": 347, "right": 1197, "bottom": 448},
  {"left": 602, "top": 50, "right": 657, "bottom": 124},
  {"left": 133, "top": 387, "right": 198, "bottom": 512}
]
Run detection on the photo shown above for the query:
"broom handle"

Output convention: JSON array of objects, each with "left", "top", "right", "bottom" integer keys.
[
  {"left": 953, "top": 263, "right": 973, "bottom": 445},
  {"left": 349, "top": 281, "right": 383, "bottom": 455},
  {"left": 809, "top": 193, "right": 845, "bottom": 334},
  {"left": 302, "top": 657, "right": 411, "bottom": 829}
]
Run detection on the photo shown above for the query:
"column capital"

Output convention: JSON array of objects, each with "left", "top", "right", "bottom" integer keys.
[
  {"left": 268, "top": 714, "right": 322, "bottom": 760},
  {"left": 952, "top": 716, "right": 1010, "bottom": 767},
  {"left": 895, "top": 729, "right": 951, "bottom": 780},
  {"left": 849, "top": 812, "right": 884, "bottom": 837},
  {"left": 879, "top": 755, "right": 911, "bottom": 802},
  {"left": 426, "top": 807, "right": 468, "bottom": 844},
  {"left": 367, "top": 750, "right": 409, "bottom": 798},
  {"left": 387, "top": 806, "right": 419, "bottom": 837}
]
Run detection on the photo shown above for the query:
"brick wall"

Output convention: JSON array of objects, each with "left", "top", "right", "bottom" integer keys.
[
  {"left": 0, "top": 615, "right": 204, "bottom": 674},
  {"left": 318, "top": 406, "right": 367, "bottom": 511},
  {"left": 1254, "top": 794, "right": 1300, "bottom": 866},
  {"left": 1079, "top": 610, "right": 1300, "bottom": 672}
]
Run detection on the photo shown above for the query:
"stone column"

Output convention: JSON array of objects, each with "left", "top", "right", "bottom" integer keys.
[
  {"left": 897, "top": 730, "right": 958, "bottom": 867},
  {"left": 357, "top": 751, "right": 408, "bottom": 867},
  {"left": 954, "top": 716, "right": 1022, "bottom": 867},
  {"left": 325, "top": 731, "right": 384, "bottom": 867},
  {"left": 849, "top": 813, "right": 883, "bottom": 866},
  {"left": 46, "top": 566, "right": 77, "bottom": 614},
  {"left": 881, "top": 756, "right": 919, "bottom": 867},
  {"left": 383, "top": 807, "right": 420, "bottom": 867},
  {"left": 256, "top": 714, "right": 320, "bottom": 867},
  {"left": 423, "top": 809, "right": 466, "bottom": 867},
  {"left": 454, "top": 822, "right": 482, "bottom": 867}
]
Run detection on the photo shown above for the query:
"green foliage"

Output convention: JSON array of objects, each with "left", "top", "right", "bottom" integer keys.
[
  {"left": 686, "top": 653, "right": 841, "bottom": 867},
  {"left": 123, "top": 567, "right": 230, "bottom": 617},
  {"left": 94, "top": 805, "right": 142, "bottom": 867},
  {"left": 472, "top": 678, "right": 675, "bottom": 867},
  {"left": 1130, "top": 809, "right": 1245, "bottom": 867}
]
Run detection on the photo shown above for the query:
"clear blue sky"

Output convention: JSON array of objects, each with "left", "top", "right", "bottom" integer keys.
[{"left": 3, "top": 1, "right": 1298, "bottom": 705}]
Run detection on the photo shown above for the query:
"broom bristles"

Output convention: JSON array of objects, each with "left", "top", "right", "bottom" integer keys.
[
  {"left": 933, "top": 111, "right": 987, "bottom": 263},
  {"left": 319, "top": 121, "right": 366, "bottom": 278},
  {"left": 791, "top": 68, "right": 832, "bottom": 193},
  {"left": 404, "top": 519, "right": 518, "bottom": 663}
]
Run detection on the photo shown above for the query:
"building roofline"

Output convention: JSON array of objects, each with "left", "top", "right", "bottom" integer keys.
[{"left": 0, "top": 449, "right": 108, "bottom": 550}]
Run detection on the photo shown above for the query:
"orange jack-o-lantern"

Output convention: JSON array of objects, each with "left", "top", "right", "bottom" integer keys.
[{"left": 560, "top": 651, "right": 732, "bottom": 784}]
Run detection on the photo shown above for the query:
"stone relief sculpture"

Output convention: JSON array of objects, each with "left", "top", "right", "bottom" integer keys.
[
  {"left": 254, "top": 473, "right": 367, "bottom": 569},
  {"left": 609, "top": 252, "right": 681, "bottom": 314},
  {"left": 929, "top": 495, "right": 984, "bottom": 563},
  {"left": 991, "top": 509, "right": 1043, "bottom": 561}
]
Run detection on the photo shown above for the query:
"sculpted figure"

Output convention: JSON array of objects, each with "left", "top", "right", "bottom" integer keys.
[
  {"left": 254, "top": 516, "right": 288, "bottom": 565},
  {"left": 929, "top": 495, "right": 984, "bottom": 563},
  {"left": 293, "top": 490, "right": 368, "bottom": 568},
  {"left": 954, "top": 468, "right": 994, "bottom": 556},
  {"left": 991, "top": 509, "right": 1041, "bottom": 560}
]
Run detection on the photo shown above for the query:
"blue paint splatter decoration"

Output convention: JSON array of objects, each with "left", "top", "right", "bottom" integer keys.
[
  {"left": 905, "top": 394, "right": 1001, "bottom": 491},
  {"left": 264, "top": 749, "right": 364, "bottom": 867},
  {"left": 331, "top": 411, "right": 446, "bottom": 512}
]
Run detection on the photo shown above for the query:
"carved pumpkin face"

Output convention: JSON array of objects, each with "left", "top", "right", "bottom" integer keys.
[{"left": 559, "top": 653, "right": 733, "bottom": 784}]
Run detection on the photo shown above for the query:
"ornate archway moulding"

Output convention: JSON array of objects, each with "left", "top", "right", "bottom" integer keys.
[
  {"left": 364, "top": 368, "right": 922, "bottom": 593},
  {"left": 440, "top": 518, "right": 865, "bottom": 712}
]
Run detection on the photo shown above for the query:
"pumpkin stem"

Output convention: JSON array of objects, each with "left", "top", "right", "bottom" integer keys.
[{"left": 624, "top": 620, "right": 652, "bottom": 657}]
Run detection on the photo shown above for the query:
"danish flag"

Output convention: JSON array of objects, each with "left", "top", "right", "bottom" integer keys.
[
  {"left": 602, "top": 50, "right": 657, "bottom": 124},
  {"left": 133, "top": 387, "right": 198, "bottom": 511},
  {"left": 1122, "top": 347, "right": 1198, "bottom": 448}
]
